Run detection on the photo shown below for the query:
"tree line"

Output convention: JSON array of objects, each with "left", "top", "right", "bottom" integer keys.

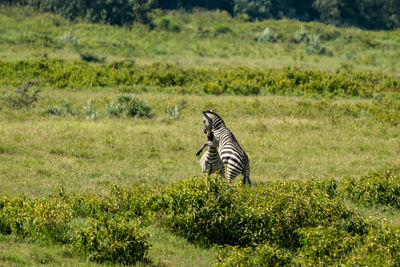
[{"left": 5, "top": 0, "right": 400, "bottom": 29}]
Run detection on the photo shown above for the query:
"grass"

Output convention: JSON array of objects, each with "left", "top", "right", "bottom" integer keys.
[
  {"left": 0, "top": 225, "right": 214, "bottom": 266},
  {"left": 1, "top": 4, "right": 400, "bottom": 266},
  {"left": 0, "top": 235, "right": 93, "bottom": 266},
  {"left": 1, "top": 90, "right": 400, "bottom": 197},
  {"left": 0, "top": 6, "right": 399, "bottom": 74}
]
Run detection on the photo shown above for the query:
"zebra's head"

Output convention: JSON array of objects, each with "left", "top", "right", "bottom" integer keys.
[
  {"left": 206, "top": 130, "right": 215, "bottom": 141},
  {"left": 202, "top": 110, "right": 224, "bottom": 133}
]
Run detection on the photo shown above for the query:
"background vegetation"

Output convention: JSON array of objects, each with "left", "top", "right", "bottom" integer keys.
[
  {"left": 6, "top": 0, "right": 400, "bottom": 29},
  {"left": 1, "top": 4, "right": 400, "bottom": 266}
]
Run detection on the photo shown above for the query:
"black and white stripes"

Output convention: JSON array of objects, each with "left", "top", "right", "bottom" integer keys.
[
  {"left": 196, "top": 131, "right": 224, "bottom": 176},
  {"left": 199, "top": 110, "right": 251, "bottom": 185}
]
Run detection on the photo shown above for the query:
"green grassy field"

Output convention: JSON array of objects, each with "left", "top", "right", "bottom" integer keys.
[
  {"left": 1, "top": 6, "right": 400, "bottom": 73},
  {"left": 1, "top": 5, "right": 400, "bottom": 266}
]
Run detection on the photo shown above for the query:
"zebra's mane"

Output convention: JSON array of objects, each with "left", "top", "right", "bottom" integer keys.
[{"left": 202, "top": 110, "right": 225, "bottom": 125}]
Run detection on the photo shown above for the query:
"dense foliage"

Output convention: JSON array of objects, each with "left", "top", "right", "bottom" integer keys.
[
  {"left": 343, "top": 170, "right": 400, "bottom": 208},
  {"left": 149, "top": 177, "right": 351, "bottom": 247},
  {"left": 6, "top": 0, "right": 400, "bottom": 29},
  {"left": 5, "top": 0, "right": 156, "bottom": 25},
  {"left": 2, "top": 171, "right": 400, "bottom": 265},
  {"left": 1, "top": 59, "right": 399, "bottom": 97}
]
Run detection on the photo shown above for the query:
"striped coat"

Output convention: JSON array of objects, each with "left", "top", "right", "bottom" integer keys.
[
  {"left": 196, "top": 131, "right": 224, "bottom": 176},
  {"left": 201, "top": 110, "right": 251, "bottom": 185}
]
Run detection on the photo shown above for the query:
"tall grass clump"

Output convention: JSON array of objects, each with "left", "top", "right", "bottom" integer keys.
[
  {"left": 165, "top": 99, "right": 187, "bottom": 120},
  {"left": 83, "top": 99, "right": 98, "bottom": 119},
  {"left": 106, "top": 95, "right": 154, "bottom": 118},
  {"left": 43, "top": 102, "right": 79, "bottom": 116}
]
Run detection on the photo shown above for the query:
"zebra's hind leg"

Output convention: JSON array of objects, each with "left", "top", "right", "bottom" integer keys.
[
  {"left": 242, "top": 174, "right": 252, "bottom": 186},
  {"left": 242, "top": 164, "right": 251, "bottom": 186},
  {"left": 226, "top": 167, "right": 238, "bottom": 184}
]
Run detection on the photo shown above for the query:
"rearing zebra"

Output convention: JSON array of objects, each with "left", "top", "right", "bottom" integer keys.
[
  {"left": 196, "top": 130, "right": 225, "bottom": 176},
  {"left": 198, "top": 110, "right": 251, "bottom": 185}
]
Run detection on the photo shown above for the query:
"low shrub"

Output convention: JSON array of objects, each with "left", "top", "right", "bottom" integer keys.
[
  {"left": 216, "top": 242, "right": 292, "bottom": 266},
  {"left": 214, "top": 24, "right": 232, "bottom": 35},
  {"left": 43, "top": 102, "right": 79, "bottom": 116},
  {"left": 4, "top": 81, "right": 40, "bottom": 108},
  {"left": 296, "top": 226, "right": 362, "bottom": 265},
  {"left": 107, "top": 95, "right": 154, "bottom": 118},
  {"left": 296, "top": 224, "right": 400, "bottom": 266},
  {"left": 150, "top": 176, "right": 354, "bottom": 247},
  {"left": 2, "top": 171, "right": 400, "bottom": 265},
  {"left": 79, "top": 52, "right": 106, "bottom": 63},
  {"left": 72, "top": 217, "right": 150, "bottom": 265},
  {"left": 0, "top": 195, "right": 73, "bottom": 243},
  {"left": 158, "top": 16, "right": 181, "bottom": 32},
  {"left": 0, "top": 59, "right": 399, "bottom": 97},
  {"left": 343, "top": 170, "right": 400, "bottom": 208}
]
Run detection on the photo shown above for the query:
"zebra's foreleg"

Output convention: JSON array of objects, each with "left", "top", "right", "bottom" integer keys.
[{"left": 195, "top": 141, "right": 217, "bottom": 156}]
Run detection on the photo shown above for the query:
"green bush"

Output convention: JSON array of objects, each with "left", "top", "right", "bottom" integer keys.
[
  {"left": 296, "top": 226, "right": 362, "bottom": 265},
  {"left": 3, "top": 171, "right": 400, "bottom": 265},
  {"left": 72, "top": 217, "right": 150, "bottom": 265},
  {"left": 216, "top": 242, "right": 292, "bottom": 266},
  {"left": 0, "top": 59, "right": 398, "bottom": 97},
  {"left": 296, "top": 224, "right": 400, "bottom": 266},
  {"left": 0, "top": 195, "right": 73, "bottom": 243},
  {"left": 157, "top": 16, "right": 181, "bottom": 32},
  {"left": 150, "top": 176, "right": 354, "bottom": 247},
  {"left": 4, "top": 81, "right": 41, "bottom": 108},
  {"left": 107, "top": 95, "right": 154, "bottom": 118},
  {"left": 343, "top": 170, "right": 400, "bottom": 208},
  {"left": 79, "top": 52, "right": 106, "bottom": 63},
  {"left": 214, "top": 24, "right": 233, "bottom": 35}
]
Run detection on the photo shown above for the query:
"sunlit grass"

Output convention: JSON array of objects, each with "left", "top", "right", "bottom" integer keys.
[
  {"left": 1, "top": 90, "right": 399, "bottom": 197},
  {"left": 0, "top": 6, "right": 399, "bottom": 73},
  {"left": 1, "top": 5, "right": 400, "bottom": 265}
]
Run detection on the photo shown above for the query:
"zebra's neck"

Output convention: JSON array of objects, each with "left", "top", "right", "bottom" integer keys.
[{"left": 213, "top": 126, "right": 231, "bottom": 141}]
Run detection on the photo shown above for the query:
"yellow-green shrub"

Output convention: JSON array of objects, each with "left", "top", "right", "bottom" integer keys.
[
  {"left": 72, "top": 217, "right": 149, "bottom": 265},
  {"left": 0, "top": 59, "right": 398, "bottom": 97},
  {"left": 296, "top": 224, "right": 400, "bottom": 266},
  {"left": 216, "top": 242, "right": 292, "bottom": 266},
  {"left": 150, "top": 176, "right": 355, "bottom": 247},
  {"left": 343, "top": 170, "right": 400, "bottom": 208}
]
